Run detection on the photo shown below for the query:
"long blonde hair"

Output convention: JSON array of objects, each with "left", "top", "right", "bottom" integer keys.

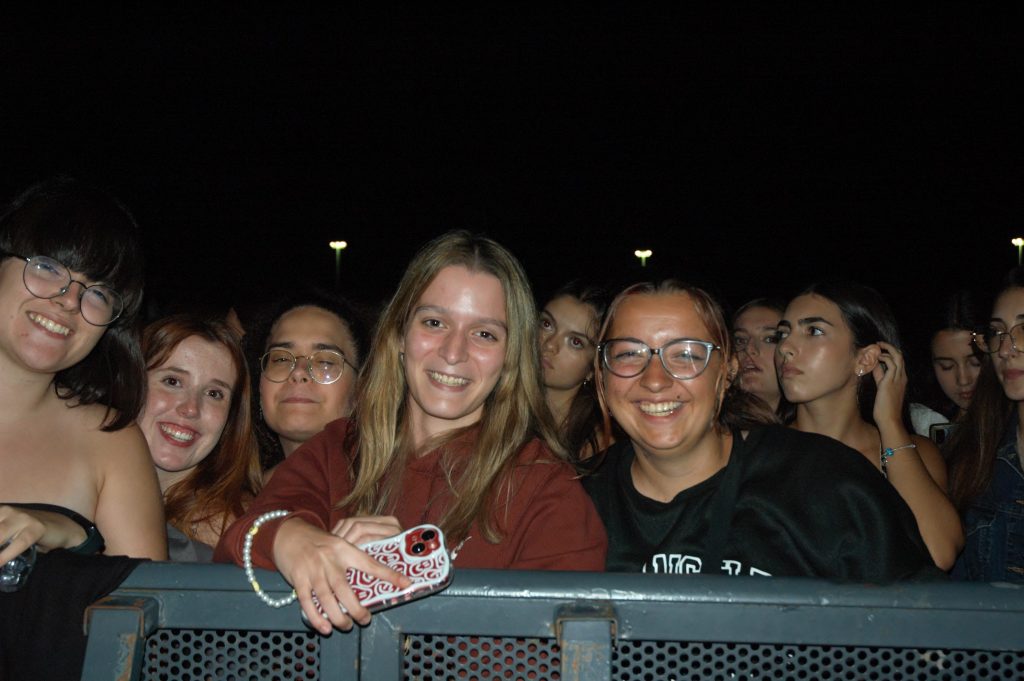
[{"left": 343, "top": 231, "right": 564, "bottom": 544}]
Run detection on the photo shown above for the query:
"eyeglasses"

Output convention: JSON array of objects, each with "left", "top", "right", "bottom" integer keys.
[
  {"left": 259, "top": 348, "right": 356, "bottom": 384},
  {"left": 599, "top": 337, "right": 721, "bottom": 380},
  {"left": 974, "top": 323, "right": 1024, "bottom": 354},
  {"left": 5, "top": 253, "right": 123, "bottom": 326}
]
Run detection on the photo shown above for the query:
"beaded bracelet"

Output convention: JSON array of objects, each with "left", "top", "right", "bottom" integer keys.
[
  {"left": 882, "top": 443, "right": 917, "bottom": 459},
  {"left": 242, "top": 510, "right": 297, "bottom": 608}
]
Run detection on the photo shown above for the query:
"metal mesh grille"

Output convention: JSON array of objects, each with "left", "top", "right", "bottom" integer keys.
[
  {"left": 142, "top": 628, "right": 320, "bottom": 681},
  {"left": 403, "top": 635, "right": 561, "bottom": 680},
  {"left": 610, "top": 641, "right": 1024, "bottom": 681}
]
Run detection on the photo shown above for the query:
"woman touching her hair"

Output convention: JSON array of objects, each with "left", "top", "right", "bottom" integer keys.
[
  {"left": 0, "top": 178, "right": 166, "bottom": 566},
  {"left": 775, "top": 281, "right": 963, "bottom": 570},
  {"left": 217, "top": 232, "right": 606, "bottom": 633}
]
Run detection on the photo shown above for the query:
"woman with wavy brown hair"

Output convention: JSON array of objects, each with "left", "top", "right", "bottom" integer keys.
[
  {"left": 217, "top": 231, "right": 606, "bottom": 633},
  {"left": 139, "top": 314, "right": 262, "bottom": 560}
]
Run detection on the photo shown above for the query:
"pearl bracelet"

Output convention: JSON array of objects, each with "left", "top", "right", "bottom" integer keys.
[{"left": 242, "top": 510, "right": 297, "bottom": 608}]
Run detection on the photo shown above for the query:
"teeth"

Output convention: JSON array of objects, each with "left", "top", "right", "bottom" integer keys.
[
  {"left": 428, "top": 371, "right": 470, "bottom": 386},
  {"left": 29, "top": 313, "right": 71, "bottom": 336},
  {"left": 640, "top": 401, "right": 682, "bottom": 415},
  {"left": 160, "top": 424, "right": 196, "bottom": 443}
]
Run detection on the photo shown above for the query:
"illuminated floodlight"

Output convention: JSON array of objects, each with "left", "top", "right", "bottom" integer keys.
[{"left": 634, "top": 249, "right": 653, "bottom": 267}]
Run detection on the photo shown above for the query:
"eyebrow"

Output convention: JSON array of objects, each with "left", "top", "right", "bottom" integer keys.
[
  {"left": 267, "top": 340, "right": 347, "bottom": 355},
  {"left": 159, "top": 366, "right": 233, "bottom": 391},
  {"left": 415, "top": 304, "right": 508, "bottom": 330},
  {"left": 990, "top": 315, "right": 1024, "bottom": 324}
]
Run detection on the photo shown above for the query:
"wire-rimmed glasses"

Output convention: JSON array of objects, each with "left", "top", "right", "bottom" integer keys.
[
  {"left": 259, "top": 348, "right": 356, "bottom": 384},
  {"left": 5, "top": 252, "right": 124, "bottom": 326},
  {"left": 599, "top": 337, "right": 721, "bottom": 380},
  {"left": 973, "top": 323, "right": 1024, "bottom": 355}
]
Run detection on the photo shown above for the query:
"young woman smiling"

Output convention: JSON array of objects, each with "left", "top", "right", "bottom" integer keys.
[
  {"left": 775, "top": 282, "right": 963, "bottom": 570},
  {"left": 0, "top": 179, "right": 165, "bottom": 565},
  {"left": 139, "top": 315, "right": 262, "bottom": 560},
  {"left": 217, "top": 232, "right": 606, "bottom": 632},
  {"left": 539, "top": 283, "right": 607, "bottom": 459},
  {"left": 583, "top": 281, "right": 936, "bottom": 580}
]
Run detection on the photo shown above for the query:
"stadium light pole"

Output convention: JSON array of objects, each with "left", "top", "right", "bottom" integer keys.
[
  {"left": 330, "top": 241, "right": 348, "bottom": 289},
  {"left": 634, "top": 249, "right": 652, "bottom": 267},
  {"left": 1013, "top": 238, "right": 1024, "bottom": 266}
]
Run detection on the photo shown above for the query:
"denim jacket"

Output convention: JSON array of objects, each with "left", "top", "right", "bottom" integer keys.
[{"left": 953, "top": 424, "right": 1024, "bottom": 582}]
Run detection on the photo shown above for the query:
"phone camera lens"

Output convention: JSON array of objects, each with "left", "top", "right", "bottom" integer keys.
[
  {"left": 411, "top": 542, "right": 426, "bottom": 554},
  {"left": 421, "top": 530, "right": 436, "bottom": 541}
]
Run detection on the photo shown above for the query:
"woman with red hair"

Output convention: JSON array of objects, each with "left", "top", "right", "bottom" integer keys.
[{"left": 139, "top": 314, "right": 262, "bottom": 560}]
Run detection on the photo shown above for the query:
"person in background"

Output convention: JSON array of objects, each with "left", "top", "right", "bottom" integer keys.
[
  {"left": 247, "top": 288, "right": 371, "bottom": 472},
  {"left": 217, "top": 232, "right": 606, "bottom": 633},
  {"left": 775, "top": 281, "right": 963, "bottom": 570},
  {"left": 139, "top": 314, "right": 262, "bottom": 560},
  {"left": 731, "top": 298, "right": 784, "bottom": 412},
  {"left": 539, "top": 282, "right": 608, "bottom": 459},
  {"left": 947, "top": 269, "right": 1024, "bottom": 581},
  {"left": 583, "top": 280, "right": 937, "bottom": 580}
]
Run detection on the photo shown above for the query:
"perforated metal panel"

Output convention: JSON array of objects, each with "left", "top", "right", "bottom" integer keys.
[
  {"left": 143, "top": 628, "right": 320, "bottom": 681},
  {"left": 403, "top": 635, "right": 562, "bottom": 680},
  {"left": 610, "top": 640, "right": 1024, "bottom": 681}
]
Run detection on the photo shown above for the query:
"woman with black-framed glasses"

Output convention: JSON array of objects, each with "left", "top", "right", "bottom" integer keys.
[
  {"left": 583, "top": 280, "right": 939, "bottom": 581},
  {"left": 245, "top": 288, "right": 371, "bottom": 475},
  {"left": 947, "top": 267, "right": 1024, "bottom": 582}
]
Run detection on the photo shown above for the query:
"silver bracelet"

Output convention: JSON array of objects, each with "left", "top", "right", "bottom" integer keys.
[
  {"left": 242, "top": 510, "right": 297, "bottom": 608},
  {"left": 882, "top": 442, "right": 917, "bottom": 459}
]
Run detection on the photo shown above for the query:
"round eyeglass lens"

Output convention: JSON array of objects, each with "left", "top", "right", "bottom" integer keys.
[{"left": 23, "top": 256, "right": 122, "bottom": 325}]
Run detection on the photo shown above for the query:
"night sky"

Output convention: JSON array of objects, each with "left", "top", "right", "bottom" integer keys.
[{"left": 2, "top": 8, "right": 1022, "bottom": 363}]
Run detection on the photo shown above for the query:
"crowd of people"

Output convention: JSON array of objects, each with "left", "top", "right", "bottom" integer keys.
[{"left": 2, "top": 177, "right": 1021, "bottom": 643}]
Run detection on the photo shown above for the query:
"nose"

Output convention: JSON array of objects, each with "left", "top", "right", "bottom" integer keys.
[
  {"left": 955, "top": 364, "right": 971, "bottom": 386},
  {"left": 541, "top": 332, "right": 558, "bottom": 356},
  {"left": 176, "top": 392, "right": 200, "bottom": 419},
  {"left": 51, "top": 281, "right": 85, "bottom": 314},
  {"left": 440, "top": 331, "right": 469, "bottom": 365},
  {"left": 638, "top": 351, "right": 674, "bottom": 391},
  {"left": 288, "top": 358, "right": 311, "bottom": 383},
  {"left": 997, "top": 334, "right": 1016, "bottom": 360}
]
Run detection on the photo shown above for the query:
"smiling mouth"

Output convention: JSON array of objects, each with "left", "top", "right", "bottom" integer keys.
[
  {"left": 159, "top": 423, "right": 197, "bottom": 444},
  {"left": 28, "top": 312, "right": 71, "bottom": 336},
  {"left": 639, "top": 401, "right": 682, "bottom": 416},
  {"left": 428, "top": 370, "right": 470, "bottom": 387}
]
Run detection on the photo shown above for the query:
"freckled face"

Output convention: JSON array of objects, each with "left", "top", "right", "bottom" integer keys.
[
  {"left": 139, "top": 336, "right": 236, "bottom": 491},
  {"left": 401, "top": 266, "right": 508, "bottom": 443},
  {"left": 989, "top": 287, "right": 1024, "bottom": 402},
  {"left": 931, "top": 329, "right": 981, "bottom": 413},
  {"left": 539, "top": 295, "right": 600, "bottom": 391},
  {"left": 733, "top": 306, "right": 782, "bottom": 407},
  {"left": 775, "top": 294, "right": 860, "bottom": 405},
  {"left": 600, "top": 293, "right": 730, "bottom": 461}
]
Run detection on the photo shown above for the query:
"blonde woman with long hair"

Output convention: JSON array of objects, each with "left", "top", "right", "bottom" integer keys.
[{"left": 217, "top": 231, "right": 607, "bottom": 633}]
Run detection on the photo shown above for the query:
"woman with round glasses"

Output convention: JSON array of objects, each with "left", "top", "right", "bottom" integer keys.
[
  {"left": 247, "top": 289, "right": 370, "bottom": 472},
  {"left": 0, "top": 178, "right": 166, "bottom": 569},
  {"left": 731, "top": 298, "right": 784, "bottom": 412},
  {"left": 139, "top": 314, "right": 262, "bottom": 560},
  {"left": 583, "top": 280, "right": 937, "bottom": 580},
  {"left": 947, "top": 268, "right": 1024, "bottom": 581},
  {"left": 217, "top": 232, "right": 606, "bottom": 633},
  {"left": 774, "top": 282, "right": 963, "bottom": 570}
]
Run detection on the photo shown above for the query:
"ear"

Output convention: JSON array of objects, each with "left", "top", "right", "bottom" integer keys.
[{"left": 855, "top": 343, "right": 881, "bottom": 377}]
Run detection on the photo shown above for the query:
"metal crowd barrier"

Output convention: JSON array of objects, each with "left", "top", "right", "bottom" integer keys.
[{"left": 81, "top": 562, "right": 1024, "bottom": 680}]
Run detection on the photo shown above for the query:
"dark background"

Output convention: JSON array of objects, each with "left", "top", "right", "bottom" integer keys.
[{"left": 2, "top": 7, "right": 1022, "bottom": 367}]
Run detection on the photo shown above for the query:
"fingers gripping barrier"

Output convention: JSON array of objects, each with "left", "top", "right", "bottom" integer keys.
[{"left": 82, "top": 563, "right": 1024, "bottom": 680}]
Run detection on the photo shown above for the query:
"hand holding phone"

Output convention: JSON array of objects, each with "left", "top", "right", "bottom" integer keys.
[{"left": 305, "top": 524, "right": 452, "bottom": 626}]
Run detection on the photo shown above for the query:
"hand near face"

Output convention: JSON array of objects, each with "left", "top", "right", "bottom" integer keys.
[{"left": 871, "top": 341, "right": 908, "bottom": 428}]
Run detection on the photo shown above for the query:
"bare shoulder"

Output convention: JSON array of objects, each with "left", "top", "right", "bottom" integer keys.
[
  {"left": 66, "top": 403, "right": 150, "bottom": 468},
  {"left": 910, "top": 433, "right": 948, "bottom": 485}
]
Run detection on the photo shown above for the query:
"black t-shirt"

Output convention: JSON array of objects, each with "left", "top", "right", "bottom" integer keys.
[{"left": 582, "top": 425, "right": 941, "bottom": 581}]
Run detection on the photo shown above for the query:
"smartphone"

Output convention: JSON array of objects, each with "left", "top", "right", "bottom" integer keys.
[{"left": 308, "top": 524, "right": 452, "bottom": 619}]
